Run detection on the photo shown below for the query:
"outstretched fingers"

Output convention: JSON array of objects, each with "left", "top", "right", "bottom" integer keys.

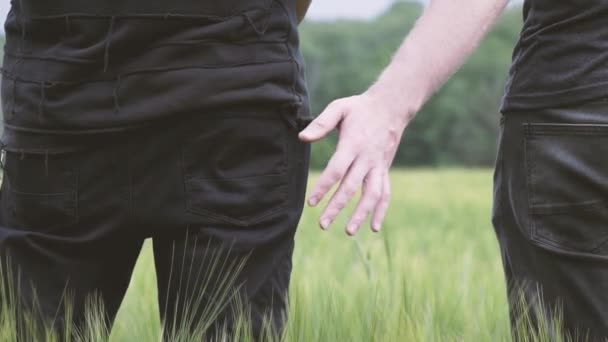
[
  {"left": 372, "top": 172, "right": 391, "bottom": 232},
  {"left": 308, "top": 144, "right": 355, "bottom": 207},
  {"left": 346, "top": 167, "right": 384, "bottom": 235},
  {"left": 318, "top": 158, "right": 368, "bottom": 230}
]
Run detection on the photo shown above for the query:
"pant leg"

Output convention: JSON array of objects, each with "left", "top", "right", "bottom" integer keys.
[
  {"left": 150, "top": 107, "right": 310, "bottom": 340},
  {"left": 153, "top": 232, "right": 296, "bottom": 340},
  {"left": 0, "top": 143, "right": 144, "bottom": 338},
  {"left": 494, "top": 102, "right": 608, "bottom": 341}
]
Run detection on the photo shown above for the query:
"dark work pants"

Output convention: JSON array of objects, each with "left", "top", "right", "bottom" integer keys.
[
  {"left": 494, "top": 102, "right": 608, "bottom": 341},
  {"left": 0, "top": 107, "right": 310, "bottom": 340}
]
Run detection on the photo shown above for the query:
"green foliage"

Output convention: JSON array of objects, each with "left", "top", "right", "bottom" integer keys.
[{"left": 300, "top": 3, "right": 523, "bottom": 168}]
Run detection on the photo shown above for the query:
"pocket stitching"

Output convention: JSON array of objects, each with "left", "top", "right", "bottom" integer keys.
[
  {"left": 181, "top": 115, "right": 290, "bottom": 226},
  {"left": 524, "top": 123, "right": 608, "bottom": 252},
  {"left": 524, "top": 123, "right": 536, "bottom": 241},
  {"left": 185, "top": 180, "right": 288, "bottom": 227},
  {"left": 181, "top": 116, "right": 289, "bottom": 179},
  {"left": 7, "top": 186, "right": 79, "bottom": 230},
  {"left": 526, "top": 123, "right": 608, "bottom": 136},
  {"left": 4, "top": 156, "right": 79, "bottom": 232}
]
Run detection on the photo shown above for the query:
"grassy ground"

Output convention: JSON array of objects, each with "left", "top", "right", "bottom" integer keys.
[{"left": 102, "top": 168, "right": 511, "bottom": 341}]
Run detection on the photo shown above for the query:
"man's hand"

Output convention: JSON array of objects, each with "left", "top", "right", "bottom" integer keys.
[
  {"left": 299, "top": 92, "right": 412, "bottom": 235},
  {"left": 299, "top": 0, "right": 507, "bottom": 235}
]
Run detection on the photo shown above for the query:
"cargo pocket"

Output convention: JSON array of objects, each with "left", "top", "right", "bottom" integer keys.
[
  {"left": 1, "top": 151, "right": 78, "bottom": 233},
  {"left": 181, "top": 113, "right": 290, "bottom": 227},
  {"left": 524, "top": 123, "right": 608, "bottom": 254}
]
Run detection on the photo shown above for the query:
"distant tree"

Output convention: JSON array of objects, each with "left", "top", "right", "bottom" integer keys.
[{"left": 301, "top": 3, "right": 523, "bottom": 168}]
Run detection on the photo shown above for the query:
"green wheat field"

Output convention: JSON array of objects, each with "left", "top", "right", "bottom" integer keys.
[
  {"left": 4, "top": 169, "right": 564, "bottom": 341},
  {"left": 116, "top": 169, "right": 509, "bottom": 341}
]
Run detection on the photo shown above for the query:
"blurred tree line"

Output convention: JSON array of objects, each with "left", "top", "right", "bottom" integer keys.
[{"left": 301, "top": 2, "right": 522, "bottom": 168}]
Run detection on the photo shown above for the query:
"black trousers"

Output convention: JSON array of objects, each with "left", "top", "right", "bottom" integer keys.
[
  {"left": 494, "top": 102, "right": 608, "bottom": 341},
  {"left": 0, "top": 107, "right": 310, "bottom": 339}
]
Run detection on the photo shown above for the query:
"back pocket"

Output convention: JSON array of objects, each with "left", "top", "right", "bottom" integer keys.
[
  {"left": 1, "top": 151, "right": 78, "bottom": 233},
  {"left": 181, "top": 113, "right": 289, "bottom": 227},
  {"left": 524, "top": 123, "right": 608, "bottom": 254}
]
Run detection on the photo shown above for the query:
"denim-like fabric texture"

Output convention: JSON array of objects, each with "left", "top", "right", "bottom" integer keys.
[
  {"left": 495, "top": 102, "right": 608, "bottom": 341},
  {"left": 0, "top": 106, "right": 310, "bottom": 339},
  {"left": 0, "top": 0, "right": 310, "bottom": 152},
  {"left": 502, "top": 1, "right": 608, "bottom": 112}
]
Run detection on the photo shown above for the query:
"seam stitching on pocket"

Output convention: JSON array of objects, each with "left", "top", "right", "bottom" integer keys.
[
  {"left": 8, "top": 190, "right": 79, "bottom": 228},
  {"left": 527, "top": 123, "right": 608, "bottom": 135},
  {"left": 181, "top": 116, "right": 290, "bottom": 226},
  {"left": 186, "top": 183, "right": 288, "bottom": 226},
  {"left": 530, "top": 226, "right": 608, "bottom": 254},
  {"left": 591, "top": 238, "right": 608, "bottom": 253},
  {"left": 530, "top": 132, "right": 608, "bottom": 136},
  {"left": 74, "top": 168, "right": 80, "bottom": 223},
  {"left": 524, "top": 122, "right": 608, "bottom": 253},
  {"left": 2, "top": 151, "right": 80, "bottom": 229},
  {"left": 497, "top": 116, "right": 505, "bottom": 227},
  {"left": 9, "top": 190, "right": 74, "bottom": 196},
  {"left": 530, "top": 200, "right": 608, "bottom": 215},
  {"left": 186, "top": 172, "right": 287, "bottom": 182},
  {"left": 524, "top": 123, "right": 537, "bottom": 241}
]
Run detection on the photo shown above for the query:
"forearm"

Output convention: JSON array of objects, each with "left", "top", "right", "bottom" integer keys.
[
  {"left": 368, "top": 0, "right": 508, "bottom": 122},
  {"left": 296, "top": 0, "right": 312, "bottom": 23},
  {"left": 299, "top": 0, "right": 508, "bottom": 233}
]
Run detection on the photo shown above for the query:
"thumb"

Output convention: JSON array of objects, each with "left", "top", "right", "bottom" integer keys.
[{"left": 299, "top": 103, "right": 345, "bottom": 142}]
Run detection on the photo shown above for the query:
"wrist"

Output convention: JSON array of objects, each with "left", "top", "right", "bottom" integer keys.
[{"left": 366, "top": 79, "right": 425, "bottom": 126}]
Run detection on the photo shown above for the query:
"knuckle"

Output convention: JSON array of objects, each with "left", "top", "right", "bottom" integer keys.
[
  {"left": 313, "top": 120, "right": 328, "bottom": 130},
  {"left": 327, "top": 202, "right": 342, "bottom": 214},
  {"left": 336, "top": 197, "right": 350, "bottom": 210},
  {"left": 319, "top": 180, "right": 332, "bottom": 190},
  {"left": 330, "top": 170, "right": 343, "bottom": 182},
  {"left": 322, "top": 209, "right": 336, "bottom": 220},
  {"left": 330, "top": 99, "right": 345, "bottom": 109},
  {"left": 369, "top": 192, "right": 382, "bottom": 202},
  {"left": 354, "top": 211, "right": 366, "bottom": 220},
  {"left": 344, "top": 185, "right": 357, "bottom": 197},
  {"left": 313, "top": 183, "right": 328, "bottom": 194},
  {"left": 363, "top": 158, "right": 376, "bottom": 167}
]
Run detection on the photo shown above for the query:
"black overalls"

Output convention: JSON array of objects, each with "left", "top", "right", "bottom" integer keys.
[{"left": 0, "top": 0, "right": 311, "bottom": 339}]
